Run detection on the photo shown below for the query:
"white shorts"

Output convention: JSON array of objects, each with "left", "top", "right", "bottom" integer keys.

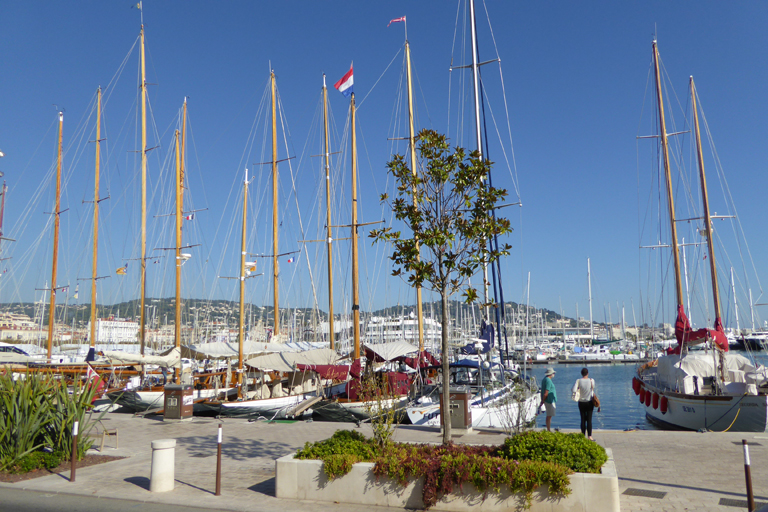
[{"left": 544, "top": 402, "right": 556, "bottom": 417}]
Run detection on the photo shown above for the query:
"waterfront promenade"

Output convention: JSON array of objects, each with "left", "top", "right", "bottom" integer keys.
[{"left": 0, "top": 412, "right": 765, "bottom": 512}]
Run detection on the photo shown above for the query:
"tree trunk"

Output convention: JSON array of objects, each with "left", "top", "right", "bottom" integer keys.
[{"left": 441, "top": 283, "right": 451, "bottom": 444}]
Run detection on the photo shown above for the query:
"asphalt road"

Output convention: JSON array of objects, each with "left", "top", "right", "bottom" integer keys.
[{"left": 0, "top": 488, "right": 213, "bottom": 512}]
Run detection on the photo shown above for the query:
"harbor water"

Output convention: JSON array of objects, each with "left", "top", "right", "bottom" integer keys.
[{"left": 528, "top": 351, "right": 768, "bottom": 431}]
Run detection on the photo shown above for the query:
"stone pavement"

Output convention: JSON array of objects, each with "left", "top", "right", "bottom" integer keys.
[{"left": 0, "top": 411, "right": 765, "bottom": 512}]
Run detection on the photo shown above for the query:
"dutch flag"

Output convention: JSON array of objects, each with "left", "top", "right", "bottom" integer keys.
[{"left": 334, "top": 64, "right": 354, "bottom": 98}]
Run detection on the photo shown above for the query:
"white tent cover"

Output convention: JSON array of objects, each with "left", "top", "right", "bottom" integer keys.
[
  {"left": 363, "top": 340, "right": 419, "bottom": 362},
  {"left": 102, "top": 347, "right": 181, "bottom": 368},
  {"left": 182, "top": 341, "right": 328, "bottom": 360},
  {"left": 245, "top": 348, "right": 339, "bottom": 372},
  {"left": 657, "top": 352, "right": 755, "bottom": 390}
]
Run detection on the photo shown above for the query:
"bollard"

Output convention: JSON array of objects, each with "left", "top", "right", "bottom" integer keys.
[
  {"left": 150, "top": 439, "right": 176, "bottom": 492},
  {"left": 215, "top": 423, "right": 222, "bottom": 496},
  {"left": 743, "top": 439, "right": 755, "bottom": 512},
  {"left": 70, "top": 421, "right": 78, "bottom": 483}
]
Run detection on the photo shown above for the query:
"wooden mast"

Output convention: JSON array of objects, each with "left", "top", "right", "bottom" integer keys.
[
  {"left": 322, "top": 75, "right": 335, "bottom": 350},
  {"left": 652, "top": 40, "right": 684, "bottom": 307},
  {"left": 238, "top": 168, "right": 248, "bottom": 397},
  {"left": 173, "top": 130, "right": 182, "bottom": 383},
  {"left": 90, "top": 88, "right": 102, "bottom": 349},
  {"left": 46, "top": 111, "right": 63, "bottom": 361},
  {"left": 271, "top": 71, "right": 280, "bottom": 337},
  {"left": 405, "top": 32, "right": 425, "bottom": 353},
  {"left": 350, "top": 89, "right": 361, "bottom": 360},
  {"left": 139, "top": 24, "right": 148, "bottom": 357},
  {"left": 690, "top": 77, "right": 722, "bottom": 322}
]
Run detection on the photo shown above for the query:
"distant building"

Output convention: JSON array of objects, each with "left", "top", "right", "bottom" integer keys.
[{"left": 86, "top": 318, "right": 139, "bottom": 344}]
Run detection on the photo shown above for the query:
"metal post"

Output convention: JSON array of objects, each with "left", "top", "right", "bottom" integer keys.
[
  {"left": 70, "top": 421, "right": 78, "bottom": 482},
  {"left": 743, "top": 439, "right": 755, "bottom": 511},
  {"left": 215, "top": 423, "right": 222, "bottom": 496}
]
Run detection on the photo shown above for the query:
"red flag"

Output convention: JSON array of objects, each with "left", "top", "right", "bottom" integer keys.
[
  {"left": 86, "top": 362, "right": 106, "bottom": 400},
  {"left": 388, "top": 16, "right": 406, "bottom": 27}
]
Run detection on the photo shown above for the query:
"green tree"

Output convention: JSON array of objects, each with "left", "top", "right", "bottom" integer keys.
[{"left": 370, "top": 129, "right": 512, "bottom": 443}]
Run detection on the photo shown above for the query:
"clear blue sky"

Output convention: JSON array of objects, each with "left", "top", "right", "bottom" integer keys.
[{"left": 1, "top": 1, "right": 766, "bottom": 330}]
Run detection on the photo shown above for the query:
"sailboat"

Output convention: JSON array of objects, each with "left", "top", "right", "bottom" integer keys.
[{"left": 634, "top": 41, "right": 768, "bottom": 432}]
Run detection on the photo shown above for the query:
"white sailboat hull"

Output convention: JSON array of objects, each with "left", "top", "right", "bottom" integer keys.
[
  {"left": 406, "top": 386, "right": 539, "bottom": 429},
  {"left": 640, "top": 384, "right": 768, "bottom": 432},
  {"left": 107, "top": 387, "right": 228, "bottom": 412}
]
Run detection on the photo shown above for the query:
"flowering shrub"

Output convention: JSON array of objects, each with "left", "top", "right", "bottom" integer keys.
[{"left": 294, "top": 430, "right": 584, "bottom": 509}]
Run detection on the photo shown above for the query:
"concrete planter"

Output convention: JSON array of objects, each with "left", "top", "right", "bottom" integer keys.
[{"left": 276, "top": 448, "right": 620, "bottom": 512}]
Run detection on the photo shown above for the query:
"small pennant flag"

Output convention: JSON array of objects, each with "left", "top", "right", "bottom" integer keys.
[
  {"left": 334, "top": 65, "right": 354, "bottom": 98},
  {"left": 116, "top": 263, "right": 128, "bottom": 275},
  {"left": 74, "top": 284, "right": 79, "bottom": 300},
  {"left": 60, "top": 286, "right": 69, "bottom": 294},
  {"left": 388, "top": 16, "right": 406, "bottom": 27},
  {"left": 184, "top": 213, "right": 194, "bottom": 221},
  {"left": 286, "top": 257, "right": 294, "bottom": 263}
]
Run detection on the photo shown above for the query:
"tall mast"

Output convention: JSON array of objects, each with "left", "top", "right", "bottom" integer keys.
[
  {"left": 47, "top": 112, "right": 63, "bottom": 361},
  {"left": 469, "top": 0, "right": 489, "bottom": 312},
  {"left": 174, "top": 130, "right": 182, "bottom": 383},
  {"left": 322, "top": 75, "right": 335, "bottom": 350},
  {"left": 588, "top": 258, "right": 593, "bottom": 343},
  {"left": 271, "top": 71, "right": 280, "bottom": 337},
  {"left": 653, "top": 40, "right": 685, "bottom": 307},
  {"left": 238, "top": 168, "right": 248, "bottom": 397},
  {"left": 690, "top": 77, "right": 722, "bottom": 322},
  {"left": 90, "top": 88, "right": 102, "bottom": 349},
  {"left": 139, "top": 24, "right": 148, "bottom": 357},
  {"left": 405, "top": 34, "right": 425, "bottom": 353},
  {"left": 351, "top": 91, "right": 361, "bottom": 360}
]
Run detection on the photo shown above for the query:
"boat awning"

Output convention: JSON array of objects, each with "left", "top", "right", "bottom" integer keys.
[
  {"left": 363, "top": 340, "right": 419, "bottom": 362},
  {"left": 245, "top": 348, "right": 339, "bottom": 372},
  {"left": 102, "top": 347, "right": 181, "bottom": 368},
  {"left": 181, "top": 341, "right": 298, "bottom": 360}
]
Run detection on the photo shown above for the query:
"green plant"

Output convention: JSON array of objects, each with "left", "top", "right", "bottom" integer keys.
[
  {"left": 295, "top": 430, "right": 380, "bottom": 480},
  {"left": 499, "top": 431, "right": 608, "bottom": 474},
  {"left": 296, "top": 431, "right": 574, "bottom": 510},
  {"left": 9, "top": 450, "right": 63, "bottom": 474},
  {"left": 0, "top": 371, "right": 99, "bottom": 472},
  {"left": 358, "top": 371, "right": 399, "bottom": 447}
]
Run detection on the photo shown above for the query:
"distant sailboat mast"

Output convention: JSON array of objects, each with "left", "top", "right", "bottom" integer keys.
[
  {"left": 46, "top": 111, "right": 64, "bottom": 361},
  {"left": 89, "top": 88, "right": 103, "bottom": 353},
  {"left": 271, "top": 71, "right": 280, "bottom": 337},
  {"left": 322, "top": 75, "right": 335, "bottom": 350},
  {"left": 139, "top": 23, "right": 148, "bottom": 359},
  {"left": 403, "top": 22, "right": 425, "bottom": 353}
]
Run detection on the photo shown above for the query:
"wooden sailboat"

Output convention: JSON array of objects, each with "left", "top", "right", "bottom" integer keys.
[
  {"left": 210, "top": 72, "right": 341, "bottom": 419},
  {"left": 635, "top": 41, "right": 768, "bottom": 432}
]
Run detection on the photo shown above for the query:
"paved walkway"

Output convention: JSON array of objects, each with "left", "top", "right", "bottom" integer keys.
[{"left": 0, "top": 411, "right": 765, "bottom": 511}]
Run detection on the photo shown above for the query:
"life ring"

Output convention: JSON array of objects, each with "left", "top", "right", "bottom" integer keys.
[{"left": 660, "top": 395, "right": 668, "bottom": 414}]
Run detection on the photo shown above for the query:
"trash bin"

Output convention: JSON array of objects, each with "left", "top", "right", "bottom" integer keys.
[
  {"left": 164, "top": 384, "right": 193, "bottom": 420},
  {"left": 439, "top": 387, "right": 472, "bottom": 430}
]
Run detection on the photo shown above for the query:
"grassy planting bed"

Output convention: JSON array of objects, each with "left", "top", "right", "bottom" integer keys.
[{"left": 293, "top": 430, "right": 608, "bottom": 510}]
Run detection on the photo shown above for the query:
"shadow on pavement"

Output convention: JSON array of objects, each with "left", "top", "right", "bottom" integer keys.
[
  {"left": 174, "top": 435, "right": 293, "bottom": 461},
  {"left": 618, "top": 476, "right": 768, "bottom": 500},
  {"left": 248, "top": 477, "right": 276, "bottom": 496},
  {"left": 125, "top": 476, "right": 150, "bottom": 490}
]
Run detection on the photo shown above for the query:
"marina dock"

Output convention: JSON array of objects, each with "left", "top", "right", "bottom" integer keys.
[{"left": 0, "top": 411, "right": 764, "bottom": 512}]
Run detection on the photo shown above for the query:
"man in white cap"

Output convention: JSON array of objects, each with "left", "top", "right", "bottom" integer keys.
[{"left": 540, "top": 367, "right": 557, "bottom": 432}]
